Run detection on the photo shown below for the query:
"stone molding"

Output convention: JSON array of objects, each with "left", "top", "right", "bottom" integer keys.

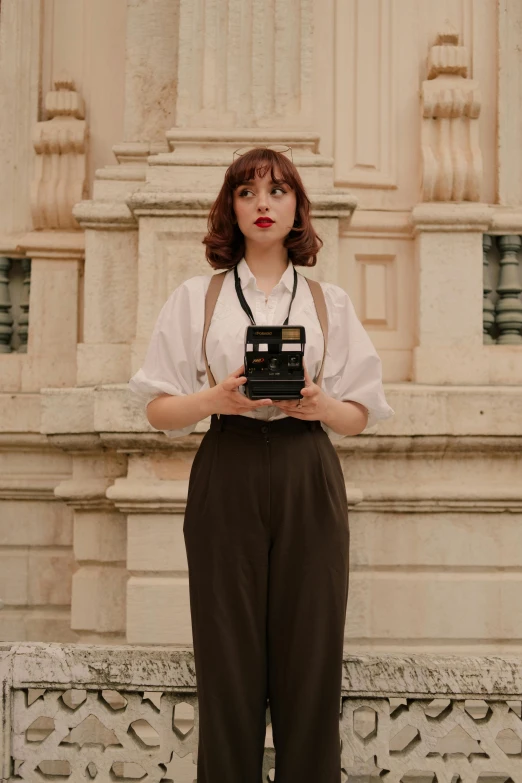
[
  {"left": 0, "top": 642, "right": 520, "bottom": 697},
  {"left": 68, "top": 197, "right": 522, "bottom": 236},
  {"left": 105, "top": 478, "right": 363, "bottom": 514},
  {"left": 411, "top": 203, "right": 493, "bottom": 233},
  {"left": 71, "top": 200, "right": 136, "bottom": 230},
  {"left": 126, "top": 190, "right": 357, "bottom": 219}
]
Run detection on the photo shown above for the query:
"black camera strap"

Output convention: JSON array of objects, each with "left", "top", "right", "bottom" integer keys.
[{"left": 233, "top": 262, "right": 298, "bottom": 326}]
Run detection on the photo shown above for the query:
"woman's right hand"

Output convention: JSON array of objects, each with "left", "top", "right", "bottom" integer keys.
[{"left": 209, "top": 364, "right": 273, "bottom": 416}]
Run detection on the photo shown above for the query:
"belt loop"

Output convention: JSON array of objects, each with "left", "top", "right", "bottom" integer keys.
[
  {"left": 309, "top": 420, "right": 317, "bottom": 431},
  {"left": 219, "top": 414, "right": 226, "bottom": 431}
]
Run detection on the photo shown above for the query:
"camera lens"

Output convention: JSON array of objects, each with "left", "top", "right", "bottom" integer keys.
[
  {"left": 288, "top": 355, "right": 299, "bottom": 367},
  {"left": 269, "top": 357, "right": 279, "bottom": 370}
]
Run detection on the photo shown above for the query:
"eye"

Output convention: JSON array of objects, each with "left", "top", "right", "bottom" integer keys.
[{"left": 236, "top": 185, "right": 287, "bottom": 197}]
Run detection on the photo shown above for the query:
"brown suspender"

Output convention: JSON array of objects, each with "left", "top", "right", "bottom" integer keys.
[{"left": 202, "top": 268, "right": 329, "bottom": 390}]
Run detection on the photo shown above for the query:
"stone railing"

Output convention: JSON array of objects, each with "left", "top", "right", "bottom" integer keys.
[
  {"left": 0, "top": 257, "right": 30, "bottom": 354},
  {"left": 483, "top": 234, "right": 522, "bottom": 344},
  {"left": 1, "top": 644, "right": 521, "bottom": 781}
]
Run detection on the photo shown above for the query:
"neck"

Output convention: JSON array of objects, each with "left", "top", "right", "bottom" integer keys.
[{"left": 243, "top": 246, "right": 289, "bottom": 282}]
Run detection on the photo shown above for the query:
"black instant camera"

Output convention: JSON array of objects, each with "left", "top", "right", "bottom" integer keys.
[{"left": 243, "top": 325, "right": 306, "bottom": 401}]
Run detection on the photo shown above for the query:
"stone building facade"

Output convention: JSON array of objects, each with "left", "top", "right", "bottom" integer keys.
[{"left": 0, "top": 0, "right": 521, "bottom": 656}]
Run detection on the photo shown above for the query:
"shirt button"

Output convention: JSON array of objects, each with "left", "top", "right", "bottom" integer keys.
[{"left": 261, "top": 425, "right": 269, "bottom": 433}]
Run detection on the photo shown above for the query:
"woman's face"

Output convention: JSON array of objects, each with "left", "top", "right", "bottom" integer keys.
[{"left": 232, "top": 167, "right": 297, "bottom": 249}]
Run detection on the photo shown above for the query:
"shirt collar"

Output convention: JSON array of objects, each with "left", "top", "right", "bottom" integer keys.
[{"left": 236, "top": 257, "right": 295, "bottom": 293}]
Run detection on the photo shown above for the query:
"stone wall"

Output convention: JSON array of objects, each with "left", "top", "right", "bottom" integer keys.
[{"left": 0, "top": 0, "right": 521, "bottom": 652}]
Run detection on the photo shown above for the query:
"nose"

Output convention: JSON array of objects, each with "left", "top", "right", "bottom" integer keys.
[{"left": 257, "top": 192, "right": 270, "bottom": 212}]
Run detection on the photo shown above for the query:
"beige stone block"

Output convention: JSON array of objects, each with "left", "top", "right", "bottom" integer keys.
[
  {"left": 74, "top": 512, "right": 126, "bottom": 563},
  {"left": 19, "top": 259, "right": 80, "bottom": 391},
  {"left": 27, "top": 550, "right": 74, "bottom": 606},
  {"left": 91, "top": 176, "right": 147, "bottom": 201},
  {"left": 77, "top": 343, "right": 131, "bottom": 387},
  {"left": 346, "top": 573, "right": 522, "bottom": 643},
  {"left": 40, "top": 387, "right": 95, "bottom": 434},
  {"left": 0, "top": 501, "right": 73, "bottom": 546},
  {"left": 413, "top": 346, "right": 488, "bottom": 385},
  {"left": 350, "top": 512, "right": 522, "bottom": 569},
  {"left": 21, "top": 353, "right": 76, "bottom": 392},
  {"left": 0, "top": 445, "right": 71, "bottom": 477},
  {"left": 0, "top": 353, "right": 23, "bottom": 392},
  {"left": 126, "top": 452, "right": 203, "bottom": 482},
  {"left": 71, "top": 566, "right": 127, "bottom": 633},
  {"left": 0, "top": 393, "right": 41, "bottom": 433},
  {"left": 95, "top": 384, "right": 158, "bottom": 434},
  {"left": 25, "top": 614, "right": 78, "bottom": 643},
  {"left": 82, "top": 229, "right": 138, "bottom": 344},
  {"left": 127, "top": 514, "right": 186, "bottom": 571},
  {"left": 126, "top": 576, "right": 192, "bottom": 644},
  {"left": 0, "top": 613, "right": 26, "bottom": 641},
  {"left": 375, "top": 385, "right": 522, "bottom": 437},
  {"left": 0, "top": 552, "right": 28, "bottom": 605}
]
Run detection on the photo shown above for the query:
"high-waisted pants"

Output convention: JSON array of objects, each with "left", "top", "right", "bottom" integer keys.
[{"left": 183, "top": 413, "right": 350, "bottom": 783}]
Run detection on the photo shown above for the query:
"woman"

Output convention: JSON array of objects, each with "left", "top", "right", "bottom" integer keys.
[{"left": 129, "top": 146, "right": 394, "bottom": 783}]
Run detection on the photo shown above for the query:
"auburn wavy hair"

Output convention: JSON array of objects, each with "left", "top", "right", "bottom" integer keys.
[{"left": 202, "top": 147, "right": 323, "bottom": 269}]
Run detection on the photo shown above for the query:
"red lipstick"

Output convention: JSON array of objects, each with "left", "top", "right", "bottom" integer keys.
[{"left": 255, "top": 217, "right": 274, "bottom": 226}]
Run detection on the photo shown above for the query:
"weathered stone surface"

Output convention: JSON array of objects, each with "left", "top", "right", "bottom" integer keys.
[{"left": 1, "top": 644, "right": 522, "bottom": 782}]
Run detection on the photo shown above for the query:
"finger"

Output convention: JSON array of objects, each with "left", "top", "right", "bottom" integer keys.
[
  {"left": 232, "top": 364, "right": 245, "bottom": 376},
  {"left": 225, "top": 375, "right": 247, "bottom": 390},
  {"left": 303, "top": 361, "right": 313, "bottom": 386}
]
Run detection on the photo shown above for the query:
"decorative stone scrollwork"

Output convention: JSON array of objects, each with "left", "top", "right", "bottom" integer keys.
[
  {"left": 31, "top": 79, "right": 88, "bottom": 230},
  {"left": 421, "top": 23, "right": 482, "bottom": 202}
]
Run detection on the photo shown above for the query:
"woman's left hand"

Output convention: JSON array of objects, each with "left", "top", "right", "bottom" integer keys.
[{"left": 274, "top": 361, "right": 332, "bottom": 421}]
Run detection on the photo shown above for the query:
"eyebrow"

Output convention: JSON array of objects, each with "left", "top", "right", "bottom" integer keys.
[{"left": 237, "top": 179, "right": 285, "bottom": 187}]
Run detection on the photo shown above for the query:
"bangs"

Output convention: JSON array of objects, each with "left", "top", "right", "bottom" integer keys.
[{"left": 227, "top": 149, "right": 297, "bottom": 191}]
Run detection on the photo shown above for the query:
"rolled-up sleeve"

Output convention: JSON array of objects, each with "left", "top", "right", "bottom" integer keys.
[
  {"left": 128, "top": 277, "right": 208, "bottom": 438},
  {"left": 321, "top": 283, "right": 395, "bottom": 439}
]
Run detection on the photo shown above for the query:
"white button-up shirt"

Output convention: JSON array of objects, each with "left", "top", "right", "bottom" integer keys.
[{"left": 128, "top": 258, "right": 395, "bottom": 440}]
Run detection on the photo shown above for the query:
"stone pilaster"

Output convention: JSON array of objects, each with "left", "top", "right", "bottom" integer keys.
[
  {"left": 49, "top": 432, "right": 128, "bottom": 644},
  {"left": 175, "top": 0, "right": 313, "bottom": 130},
  {"left": 411, "top": 203, "right": 492, "bottom": 384},
  {"left": 123, "top": 0, "right": 179, "bottom": 144},
  {"left": 16, "top": 234, "right": 84, "bottom": 391},
  {"left": 0, "top": 0, "right": 42, "bottom": 240},
  {"left": 498, "top": 0, "right": 522, "bottom": 206}
]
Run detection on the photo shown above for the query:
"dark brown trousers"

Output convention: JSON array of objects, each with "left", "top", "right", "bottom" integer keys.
[{"left": 183, "top": 413, "right": 350, "bottom": 783}]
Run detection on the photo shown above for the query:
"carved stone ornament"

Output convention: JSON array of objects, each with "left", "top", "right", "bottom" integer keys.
[
  {"left": 31, "top": 79, "right": 88, "bottom": 230},
  {"left": 421, "top": 22, "right": 483, "bottom": 202}
]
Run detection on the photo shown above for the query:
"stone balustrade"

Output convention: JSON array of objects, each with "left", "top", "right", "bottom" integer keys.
[
  {"left": 483, "top": 235, "right": 522, "bottom": 344},
  {"left": 0, "top": 643, "right": 521, "bottom": 781}
]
